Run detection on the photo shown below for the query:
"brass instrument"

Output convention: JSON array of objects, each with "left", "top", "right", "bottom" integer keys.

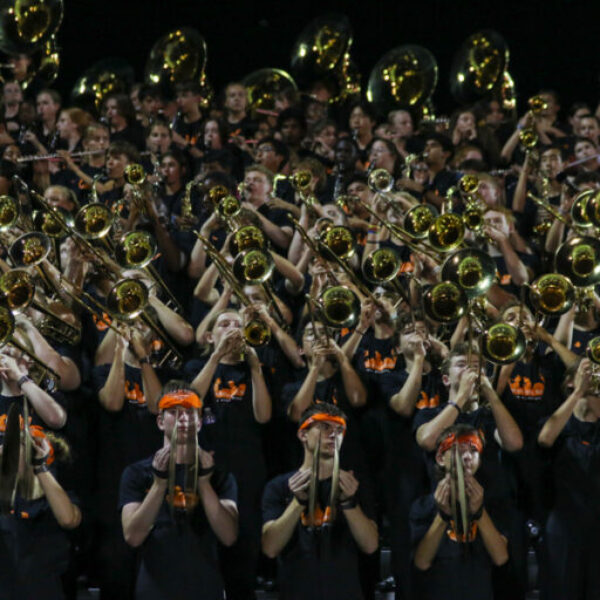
[
  {"left": 571, "top": 189, "right": 595, "bottom": 229},
  {"left": 583, "top": 190, "right": 600, "bottom": 228},
  {"left": 482, "top": 322, "right": 526, "bottom": 364},
  {"left": 555, "top": 236, "right": 600, "bottom": 288},
  {"left": 192, "top": 231, "right": 271, "bottom": 346},
  {"left": 441, "top": 248, "right": 496, "bottom": 299},
  {"left": 228, "top": 225, "right": 267, "bottom": 256},
  {"left": 422, "top": 281, "right": 467, "bottom": 323},
  {"left": 320, "top": 225, "right": 355, "bottom": 260},
  {"left": 0, "top": 194, "right": 20, "bottom": 231},
  {"left": 114, "top": 230, "right": 184, "bottom": 314},
  {"left": 217, "top": 194, "right": 242, "bottom": 221},
  {"left": 273, "top": 170, "right": 315, "bottom": 209},
  {"left": 456, "top": 174, "right": 487, "bottom": 234},
  {"left": 403, "top": 204, "right": 439, "bottom": 239},
  {"left": 207, "top": 184, "right": 229, "bottom": 206},
  {"left": 527, "top": 192, "right": 570, "bottom": 227},
  {"left": 368, "top": 168, "right": 394, "bottom": 194},
  {"left": 0, "top": 269, "right": 80, "bottom": 344},
  {"left": 0, "top": 0, "right": 63, "bottom": 55},
  {"left": 106, "top": 278, "right": 183, "bottom": 367},
  {"left": 32, "top": 206, "right": 73, "bottom": 239},
  {"left": 290, "top": 14, "right": 360, "bottom": 105},
  {"left": 242, "top": 68, "right": 297, "bottom": 117},
  {"left": 179, "top": 179, "right": 198, "bottom": 231},
  {"left": 366, "top": 44, "right": 438, "bottom": 115},
  {"left": 427, "top": 213, "right": 465, "bottom": 253},
  {"left": 318, "top": 285, "right": 360, "bottom": 329},
  {"left": 529, "top": 273, "right": 575, "bottom": 316},
  {"left": 449, "top": 30, "right": 508, "bottom": 105},
  {"left": 588, "top": 337, "right": 600, "bottom": 364},
  {"left": 528, "top": 95, "right": 548, "bottom": 115},
  {"left": 0, "top": 305, "right": 61, "bottom": 380}
]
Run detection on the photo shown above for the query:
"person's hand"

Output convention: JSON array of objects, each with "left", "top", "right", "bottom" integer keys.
[
  {"left": 56, "top": 149, "right": 76, "bottom": 170},
  {"left": 339, "top": 469, "right": 359, "bottom": 503},
  {"left": 406, "top": 332, "right": 427, "bottom": 359},
  {"left": 0, "top": 354, "right": 26, "bottom": 383},
  {"left": 22, "top": 130, "right": 39, "bottom": 146},
  {"left": 456, "top": 368, "right": 478, "bottom": 406},
  {"left": 152, "top": 446, "right": 170, "bottom": 482},
  {"left": 465, "top": 473, "right": 484, "bottom": 516},
  {"left": 358, "top": 299, "right": 376, "bottom": 331},
  {"left": 31, "top": 434, "right": 51, "bottom": 463},
  {"left": 198, "top": 447, "right": 215, "bottom": 482},
  {"left": 214, "top": 328, "right": 244, "bottom": 360},
  {"left": 434, "top": 473, "right": 452, "bottom": 517},
  {"left": 483, "top": 223, "right": 508, "bottom": 245},
  {"left": 574, "top": 358, "right": 593, "bottom": 395},
  {"left": 311, "top": 341, "right": 333, "bottom": 371},
  {"left": 288, "top": 468, "right": 311, "bottom": 504}
]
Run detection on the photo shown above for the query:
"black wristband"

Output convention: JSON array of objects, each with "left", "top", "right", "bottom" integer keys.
[
  {"left": 152, "top": 466, "right": 168, "bottom": 479},
  {"left": 138, "top": 356, "right": 150, "bottom": 365},
  {"left": 447, "top": 401, "right": 461, "bottom": 414},
  {"left": 293, "top": 495, "right": 308, "bottom": 507},
  {"left": 33, "top": 464, "right": 49, "bottom": 475},
  {"left": 471, "top": 504, "right": 484, "bottom": 521},
  {"left": 340, "top": 495, "right": 358, "bottom": 510},
  {"left": 32, "top": 454, "right": 49, "bottom": 467},
  {"left": 438, "top": 509, "right": 452, "bottom": 523},
  {"left": 198, "top": 465, "right": 215, "bottom": 477},
  {"left": 17, "top": 375, "right": 32, "bottom": 389}
]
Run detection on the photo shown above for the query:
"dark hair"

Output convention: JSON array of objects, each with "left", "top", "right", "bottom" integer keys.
[
  {"left": 203, "top": 117, "right": 229, "bottom": 146},
  {"left": 568, "top": 102, "right": 592, "bottom": 119},
  {"left": 107, "top": 140, "right": 140, "bottom": 163},
  {"left": 425, "top": 132, "right": 454, "bottom": 155},
  {"left": 435, "top": 423, "right": 484, "bottom": 451},
  {"left": 36, "top": 88, "right": 61, "bottom": 106},
  {"left": 277, "top": 107, "right": 307, "bottom": 133},
  {"left": 440, "top": 341, "right": 479, "bottom": 376},
  {"left": 160, "top": 379, "right": 195, "bottom": 397},
  {"left": 146, "top": 117, "right": 172, "bottom": 137},
  {"left": 458, "top": 158, "right": 489, "bottom": 173},
  {"left": 175, "top": 80, "right": 202, "bottom": 96},
  {"left": 348, "top": 99, "right": 377, "bottom": 123},
  {"left": 299, "top": 402, "right": 347, "bottom": 429},
  {"left": 573, "top": 136, "right": 598, "bottom": 149},
  {"left": 201, "top": 170, "right": 237, "bottom": 192},
  {"left": 138, "top": 84, "right": 161, "bottom": 102},
  {"left": 257, "top": 136, "right": 290, "bottom": 166},
  {"left": 580, "top": 114, "right": 600, "bottom": 127},
  {"left": 344, "top": 170, "right": 368, "bottom": 190},
  {"left": 312, "top": 118, "right": 337, "bottom": 137},
  {"left": 537, "top": 89, "right": 560, "bottom": 105},
  {"left": 540, "top": 143, "right": 566, "bottom": 160},
  {"left": 104, "top": 93, "right": 136, "bottom": 126},
  {"left": 161, "top": 148, "right": 189, "bottom": 175},
  {"left": 574, "top": 171, "right": 600, "bottom": 186}
]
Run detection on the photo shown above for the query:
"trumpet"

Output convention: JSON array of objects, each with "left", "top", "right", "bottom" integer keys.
[
  {"left": 106, "top": 278, "right": 184, "bottom": 367},
  {"left": 570, "top": 189, "right": 596, "bottom": 229}
]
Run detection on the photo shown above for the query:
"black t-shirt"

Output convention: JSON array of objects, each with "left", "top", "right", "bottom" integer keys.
[
  {"left": 262, "top": 470, "right": 376, "bottom": 600},
  {"left": 119, "top": 457, "right": 237, "bottom": 600},
  {"left": 492, "top": 250, "right": 538, "bottom": 299},
  {"left": 110, "top": 122, "right": 146, "bottom": 151},
  {"left": 570, "top": 326, "right": 600, "bottom": 355},
  {"left": 410, "top": 493, "right": 501, "bottom": 600},
  {"left": 173, "top": 116, "right": 203, "bottom": 148},
  {"left": 0, "top": 390, "right": 65, "bottom": 430},
  {"left": 542, "top": 415, "right": 600, "bottom": 523}
]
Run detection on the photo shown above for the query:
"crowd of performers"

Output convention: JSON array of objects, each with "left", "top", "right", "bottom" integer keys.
[{"left": 0, "top": 74, "right": 599, "bottom": 600}]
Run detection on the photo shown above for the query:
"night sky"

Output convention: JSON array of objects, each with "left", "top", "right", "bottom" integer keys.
[{"left": 52, "top": 0, "right": 597, "bottom": 114}]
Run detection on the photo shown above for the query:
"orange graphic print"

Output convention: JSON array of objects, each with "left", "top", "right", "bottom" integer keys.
[
  {"left": 415, "top": 391, "right": 440, "bottom": 409},
  {"left": 447, "top": 521, "right": 478, "bottom": 542},
  {"left": 500, "top": 273, "right": 512, "bottom": 285},
  {"left": 93, "top": 312, "right": 113, "bottom": 332},
  {"left": 509, "top": 374, "right": 545, "bottom": 399},
  {"left": 213, "top": 378, "right": 247, "bottom": 402},
  {"left": 363, "top": 350, "right": 397, "bottom": 373},
  {"left": 125, "top": 380, "right": 146, "bottom": 405}
]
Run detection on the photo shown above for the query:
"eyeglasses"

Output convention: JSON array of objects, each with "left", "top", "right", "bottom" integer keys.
[{"left": 257, "top": 145, "right": 274, "bottom": 153}]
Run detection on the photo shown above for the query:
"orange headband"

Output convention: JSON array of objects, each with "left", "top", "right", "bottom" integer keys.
[
  {"left": 299, "top": 413, "right": 347, "bottom": 434},
  {"left": 158, "top": 390, "right": 203, "bottom": 411},
  {"left": 436, "top": 431, "right": 484, "bottom": 461}
]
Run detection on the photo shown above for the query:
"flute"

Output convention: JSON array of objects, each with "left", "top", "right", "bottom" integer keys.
[{"left": 18, "top": 149, "right": 106, "bottom": 163}]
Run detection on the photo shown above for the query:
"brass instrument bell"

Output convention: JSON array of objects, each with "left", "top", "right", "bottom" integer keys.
[
  {"left": 73, "top": 202, "right": 114, "bottom": 240},
  {"left": 207, "top": 184, "right": 229, "bottom": 206},
  {"left": 422, "top": 281, "right": 467, "bottom": 323},
  {"left": 106, "top": 278, "right": 148, "bottom": 320},
  {"left": 583, "top": 190, "right": 600, "bottom": 227},
  {"left": 555, "top": 236, "right": 600, "bottom": 287},
  {"left": 366, "top": 44, "right": 438, "bottom": 115},
  {"left": 32, "top": 206, "right": 72, "bottom": 238},
  {"left": 441, "top": 248, "right": 496, "bottom": 298},
  {"left": 232, "top": 249, "right": 275, "bottom": 285},
  {"left": 482, "top": 322, "right": 526, "bottom": 364},
  {"left": 571, "top": 189, "right": 595, "bottom": 229},
  {"left": 228, "top": 225, "right": 266, "bottom": 256},
  {"left": 318, "top": 285, "right": 360, "bottom": 328},
  {"left": 0, "top": 195, "right": 19, "bottom": 231},
  {"left": 362, "top": 247, "right": 400, "bottom": 283},
  {"left": 457, "top": 174, "right": 479, "bottom": 196},
  {"left": 243, "top": 319, "right": 271, "bottom": 348},
  {"left": 320, "top": 225, "right": 355, "bottom": 260},
  {"left": 242, "top": 68, "right": 297, "bottom": 116},
  {"left": 529, "top": 273, "right": 575, "bottom": 316},
  {"left": 519, "top": 127, "right": 538, "bottom": 150},
  {"left": 528, "top": 95, "right": 548, "bottom": 115},
  {"left": 586, "top": 337, "right": 600, "bottom": 364},
  {"left": 368, "top": 168, "right": 394, "bottom": 193},
  {"left": 9, "top": 231, "right": 51, "bottom": 266},
  {"left": 217, "top": 195, "right": 241, "bottom": 220},
  {"left": 427, "top": 213, "right": 465, "bottom": 252},
  {"left": 403, "top": 204, "right": 438, "bottom": 239},
  {"left": 124, "top": 163, "right": 146, "bottom": 186},
  {"left": 114, "top": 230, "right": 157, "bottom": 269}
]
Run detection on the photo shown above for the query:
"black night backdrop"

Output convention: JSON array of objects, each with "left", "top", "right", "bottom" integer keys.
[{"left": 57, "top": 0, "right": 597, "bottom": 113}]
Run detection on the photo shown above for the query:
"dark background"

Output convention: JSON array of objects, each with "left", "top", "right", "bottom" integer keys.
[{"left": 55, "top": 0, "right": 598, "bottom": 115}]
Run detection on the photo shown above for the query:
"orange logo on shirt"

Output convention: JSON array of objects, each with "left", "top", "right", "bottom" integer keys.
[
  {"left": 415, "top": 391, "right": 440, "bottom": 409},
  {"left": 213, "top": 378, "right": 247, "bottom": 401},
  {"left": 574, "top": 341, "right": 582, "bottom": 348},
  {"left": 363, "top": 350, "right": 397, "bottom": 372},
  {"left": 509, "top": 374, "right": 545, "bottom": 399},
  {"left": 301, "top": 504, "right": 332, "bottom": 527},
  {"left": 125, "top": 380, "right": 146, "bottom": 405},
  {"left": 93, "top": 312, "right": 113, "bottom": 332},
  {"left": 447, "top": 521, "right": 478, "bottom": 543},
  {"left": 500, "top": 274, "right": 512, "bottom": 285},
  {"left": 400, "top": 261, "right": 414, "bottom": 273}
]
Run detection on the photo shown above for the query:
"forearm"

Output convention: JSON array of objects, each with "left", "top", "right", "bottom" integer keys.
[
  {"left": 512, "top": 164, "right": 529, "bottom": 213},
  {"left": 477, "top": 510, "right": 508, "bottom": 566},
  {"left": 288, "top": 368, "right": 320, "bottom": 421},
  {"left": 343, "top": 507, "right": 378, "bottom": 554},
  {"left": 270, "top": 321, "right": 304, "bottom": 368},
  {"left": 191, "top": 353, "right": 220, "bottom": 399},
  {"left": 194, "top": 262, "right": 220, "bottom": 303},
  {"left": 416, "top": 405, "right": 460, "bottom": 451},
  {"left": 122, "top": 481, "right": 167, "bottom": 547},
  {"left": 341, "top": 331, "right": 363, "bottom": 362},
  {"left": 339, "top": 359, "right": 367, "bottom": 407},
  {"left": 390, "top": 358, "right": 424, "bottom": 417},
  {"left": 538, "top": 392, "right": 579, "bottom": 447},
  {"left": 485, "top": 390, "right": 523, "bottom": 451},
  {"left": 273, "top": 253, "right": 305, "bottom": 292},
  {"left": 149, "top": 297, "right": 194, "bottom": 346},
  {"left": 98, "top": 355, "right": 126, "bottom": 412},
  {"left": 250, "top": 365, "right": 272, "bottom": 423},
  {"left": 141, "top": 363, "right": 163, "bottom": 415},
  {"left": 36, "top": 471, "right": 81, "bottom": 529},
  {"left": 545, "top": 219, "right": 565, "bottom": 254},
  {"left": 553, "top": 310, "right": 574, "bottom": 349},
  {"left": 188, "top": 238, "right": 208, "bottom": 279},
  {"left": 21, "top": 381, "right": 66, "bottom": 429},
  {"left": 262, "top": 499, "right": 304, "bottom": 558},
  {"left": 545, "top": 335, "right": 578, "bottom": 368},
  {"left": 500, "top": 130, "right": 520, "bottom": 165},
  {"left": 195, "top": 290, "right": 233, "bottom": 345},
  {"left": 198, "top": 480, "right": 238, "bottom": 546},
  {"left": 499, "top": 241, "right": 528, "bottom": 285},
  {"left": 414, "top": 514, "right": 446, "bottom": 570},
  {"left": 259, "top": 216, "right": 292, "bottom": 250},
  {"left": 151, "top": 218, "right": 185, "bottom": 272}
]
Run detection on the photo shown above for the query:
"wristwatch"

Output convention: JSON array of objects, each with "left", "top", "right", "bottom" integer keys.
[{"left": 17, "top": 375, "right": 32, "bottom": 389}]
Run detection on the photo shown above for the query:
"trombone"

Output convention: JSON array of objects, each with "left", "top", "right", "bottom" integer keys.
[
  {"left": 106, "top": 278, "right": 184, "bottom": 367},
  {"left": 114, "top": 230, "right": 185, "bottom": 314},
  {"left": 272, "top": 170, "right": 316, "bottom": 209},
  {"left": 192, "top": 232, "right": 271, "bottom": 347}
]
